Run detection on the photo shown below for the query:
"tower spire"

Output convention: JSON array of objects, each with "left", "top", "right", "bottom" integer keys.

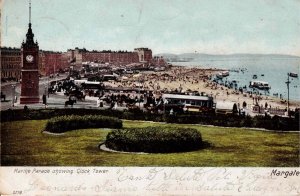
[
  {"left": 29, "top": 0, "right": 31, "bottom": 24},
  {"left": 23, "top": 0, "right": 37, "bottom": 47}
]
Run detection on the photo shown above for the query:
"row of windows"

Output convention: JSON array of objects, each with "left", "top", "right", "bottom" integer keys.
[
  {"left": 1, "top": 52, "right": 21, "bottom": 55},
  {"left": 82, "top": 59, "right": 139, "bottom": 62},
  {"left": 83, "top": 56, "right": 139, "bottom": 59},
  {"left": 2, "top": 71, "right": 20, "bottom": 78},
  {"left": 1, "top": 57, "right": 21, "bottom": 61},
  {"left": 166, "top": 99, "right": 213, "bottom": 107},
  {"left": 1, "top": 64, "right": 21, "bottom": 69}
]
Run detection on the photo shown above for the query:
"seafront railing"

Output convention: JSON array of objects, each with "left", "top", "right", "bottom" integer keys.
[{"left": 252, "top": 106, "right": 286, "bottom": 116}]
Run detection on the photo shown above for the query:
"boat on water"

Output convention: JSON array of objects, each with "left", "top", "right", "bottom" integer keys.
[
  {"left": 253, "top": 74, "right": 257, "bottom": 79},
  {"left": 222, "top": 71, "right": 229, "bottom": 77},
  {"left": 249, "top": 80, "right": 271, "bottom": 90},
  {"left": 289, "top": 72, "right": 298, "bottom": 78},
  {"left": 216, "top": 73, "right": 223, "bottom": 79},
  {"left": 216, "top": 71, "right": 229, "bottom": 79},
  {"left": 261, "top": 74, "right": 264, "bottom": 76}
]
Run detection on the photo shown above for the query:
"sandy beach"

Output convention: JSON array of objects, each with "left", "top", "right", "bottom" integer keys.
[{"left": 106, "top": 66, "right": 300, "bottom": 111}]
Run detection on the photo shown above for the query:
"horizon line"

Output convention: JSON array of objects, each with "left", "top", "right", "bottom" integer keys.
[
  {"left": 1, "top": 45, "right": 300, "bottom": 58},
  {"left": 154, "top": 52, "right": 300, "bottom": 57}
]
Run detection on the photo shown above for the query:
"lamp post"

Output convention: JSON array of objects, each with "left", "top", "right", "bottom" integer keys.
[
  {"left": 54, "top": 55, "right": 57, "bottom": 85},
  {"left": 138, "top": 78, "right": 143, "bottom": 108},
  {"left": 47, "top": 74, "right": 50, "bottom": 98},
  {"left": 44, "top": 85, "right": 47, "bottom": 108},
  {"left": 11, "top": 84, "right": 16, "bottom": 107},
  {"left": 163, "top": 98, "right": 167, "bottom": 117},
  {"left": 286, "top": 73, "right": 290, "bottom": 116},
  {"left": 138, "top": 83, "right": 141, "bottom": 108}
]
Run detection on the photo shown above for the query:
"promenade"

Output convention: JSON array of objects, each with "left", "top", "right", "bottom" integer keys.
[{"left": 1, "top": 66, "right": 298, "bottom": 117}]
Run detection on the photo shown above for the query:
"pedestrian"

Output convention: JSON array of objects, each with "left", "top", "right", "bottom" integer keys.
[
  {"left": 42, "top": 94, "right": 47, "bottom": 106},
  {"left": 243, "top": 101, "right": 247, "bottom": 108},
  {"left": 170, "top": 108, "right": 174, "bottom": 115},
  {"left": 97, "top": 97, "right": 100, "bottom": 107}
]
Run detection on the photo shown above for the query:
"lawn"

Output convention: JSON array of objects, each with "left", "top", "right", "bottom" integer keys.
[{"left": 1, "top": 120, "right": 299, "bottom": 166}]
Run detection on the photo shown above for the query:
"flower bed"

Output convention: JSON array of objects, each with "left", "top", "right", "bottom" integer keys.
[
  {"left": 105, "top": 127, "right": 204, "bottom": 153},
  {"left": 44, "top": 115, "right": 122, "bottom": 133}
]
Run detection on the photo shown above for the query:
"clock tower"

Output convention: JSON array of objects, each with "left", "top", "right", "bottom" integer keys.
[{"left": 20, "top": 0, "right": 39, "bottom": 104}]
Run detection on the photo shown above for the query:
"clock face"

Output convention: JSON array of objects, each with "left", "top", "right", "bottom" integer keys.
[{"left": 26, "top": 55, "right": 34, "bottom": 62}]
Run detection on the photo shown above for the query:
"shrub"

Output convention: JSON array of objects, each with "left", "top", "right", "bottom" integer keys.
[
  {"left": 44, "top": 115, "right": 122, "bottom": 133},
  {"left": 2, "top": 108, "right": 299, "bottom": 131},
  {"left": 240, "top": 115, "right": 253, "bottom": 127},
  {"left": 252, "top": 115, "right": 273, "bottom": 130},
  {"left": 105, "top": 127, "right": 204, "bottom": 153}
]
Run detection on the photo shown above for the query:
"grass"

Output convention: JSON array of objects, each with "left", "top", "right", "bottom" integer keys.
[{"left": 1, "top": 119, "right": 299, "bottom": 166}]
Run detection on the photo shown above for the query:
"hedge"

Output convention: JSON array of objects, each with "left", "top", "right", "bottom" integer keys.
[
  {"left": 105, "top": 127, "right": 204, "bottom": 153},
  {"left": 1, "top": 108, "right": 299, "bottom": 131},
  {"left": 165, "top": 114, "right": 299, "bottom": 131},
  {"left": 44, "top": 115, "right": 122, "bottom": 133},
  {"left": 1, "top": 108, "right": 125, "bottom": 122}
]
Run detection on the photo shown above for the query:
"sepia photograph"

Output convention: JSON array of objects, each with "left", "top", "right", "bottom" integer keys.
[{"left": 1, "top": 0, "right": 299, "bottom": 195}]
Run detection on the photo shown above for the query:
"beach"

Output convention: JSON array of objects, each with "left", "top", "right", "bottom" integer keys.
[{"left": 106, "top": 65, "right": 300, "bottom": 111}]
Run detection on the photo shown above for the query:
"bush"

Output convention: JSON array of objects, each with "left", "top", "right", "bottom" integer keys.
[
  {"left": 2, "top": 108, "right": 299, "bottom": 131},
  {"left": 240, "top": 115, "right": 253, "bottom": 127},
  {"left": 0, "top": 108, "right": 125, "bottom": 122},
  {"left": 44, "top": 115, "right": 122, "bottom": 133},
  {"left": 105, "top": 127, "right": 204, "bottom": 153}
]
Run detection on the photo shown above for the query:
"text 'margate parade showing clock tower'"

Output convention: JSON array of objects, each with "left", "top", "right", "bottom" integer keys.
[{"left": 20, "top": 0, "right": 39, "bottom": 104}]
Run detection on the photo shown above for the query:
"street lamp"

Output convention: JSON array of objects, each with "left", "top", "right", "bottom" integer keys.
[
  {"left": 47, "top": 74, "right": 50, "bottom": 98},
  {"left": 11, "top": 84, "right": 16, "bottom": 107},
  {"left": 44, "top": 85, "right": 48, "bottom": 105},
  {"left": 286, "top": 73, "right": 291, "bottom": 116},
  {"left": 54, "top": 56, "right": 57, "bottom": 84},
  {"left": 163, "top": 98, "right": 168, "bottom": 117},
  {"left": 44, "top": 85, "right": 47, "bottom": 95},
  {"left": 138, "top": 78, "right": 144, "bottom": 108}
]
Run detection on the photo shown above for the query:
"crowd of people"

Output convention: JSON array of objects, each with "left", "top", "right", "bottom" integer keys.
[{"left": 45, "top": 66, "right": 299, "bottom": 115}]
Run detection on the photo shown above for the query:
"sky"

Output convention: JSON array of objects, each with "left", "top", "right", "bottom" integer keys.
[{"left": 1, "top": 0, "right": 300, "bottom": 55}]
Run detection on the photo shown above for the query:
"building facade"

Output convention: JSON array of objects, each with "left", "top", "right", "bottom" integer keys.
[
  {"left": 151, "top": 56, "right": 168, "bottom": 66},
  {"left": 134, "top": 48, "right": 152, "bottom": 63},
  {"left": 39, "top": 51, "right": 69, "bottom": 76},
  {"left": 1, "top": 46, "right": 162, "bottom": 81},
  {"left": 82, "top": 51, "right": 139, "bottom": 64},
  {"left": 1, "top": 47, "right": 70, "bottom": 79},
  {"left": 0, "top": 47, "right": 22, "bottom": 81},
  {"left": 67, "top": 47, "right": 152, "bottom": 68}
]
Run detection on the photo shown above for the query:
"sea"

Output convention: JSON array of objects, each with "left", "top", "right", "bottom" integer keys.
[{"left": 171, "top": 56, "right": 300, "bottom": 101}]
